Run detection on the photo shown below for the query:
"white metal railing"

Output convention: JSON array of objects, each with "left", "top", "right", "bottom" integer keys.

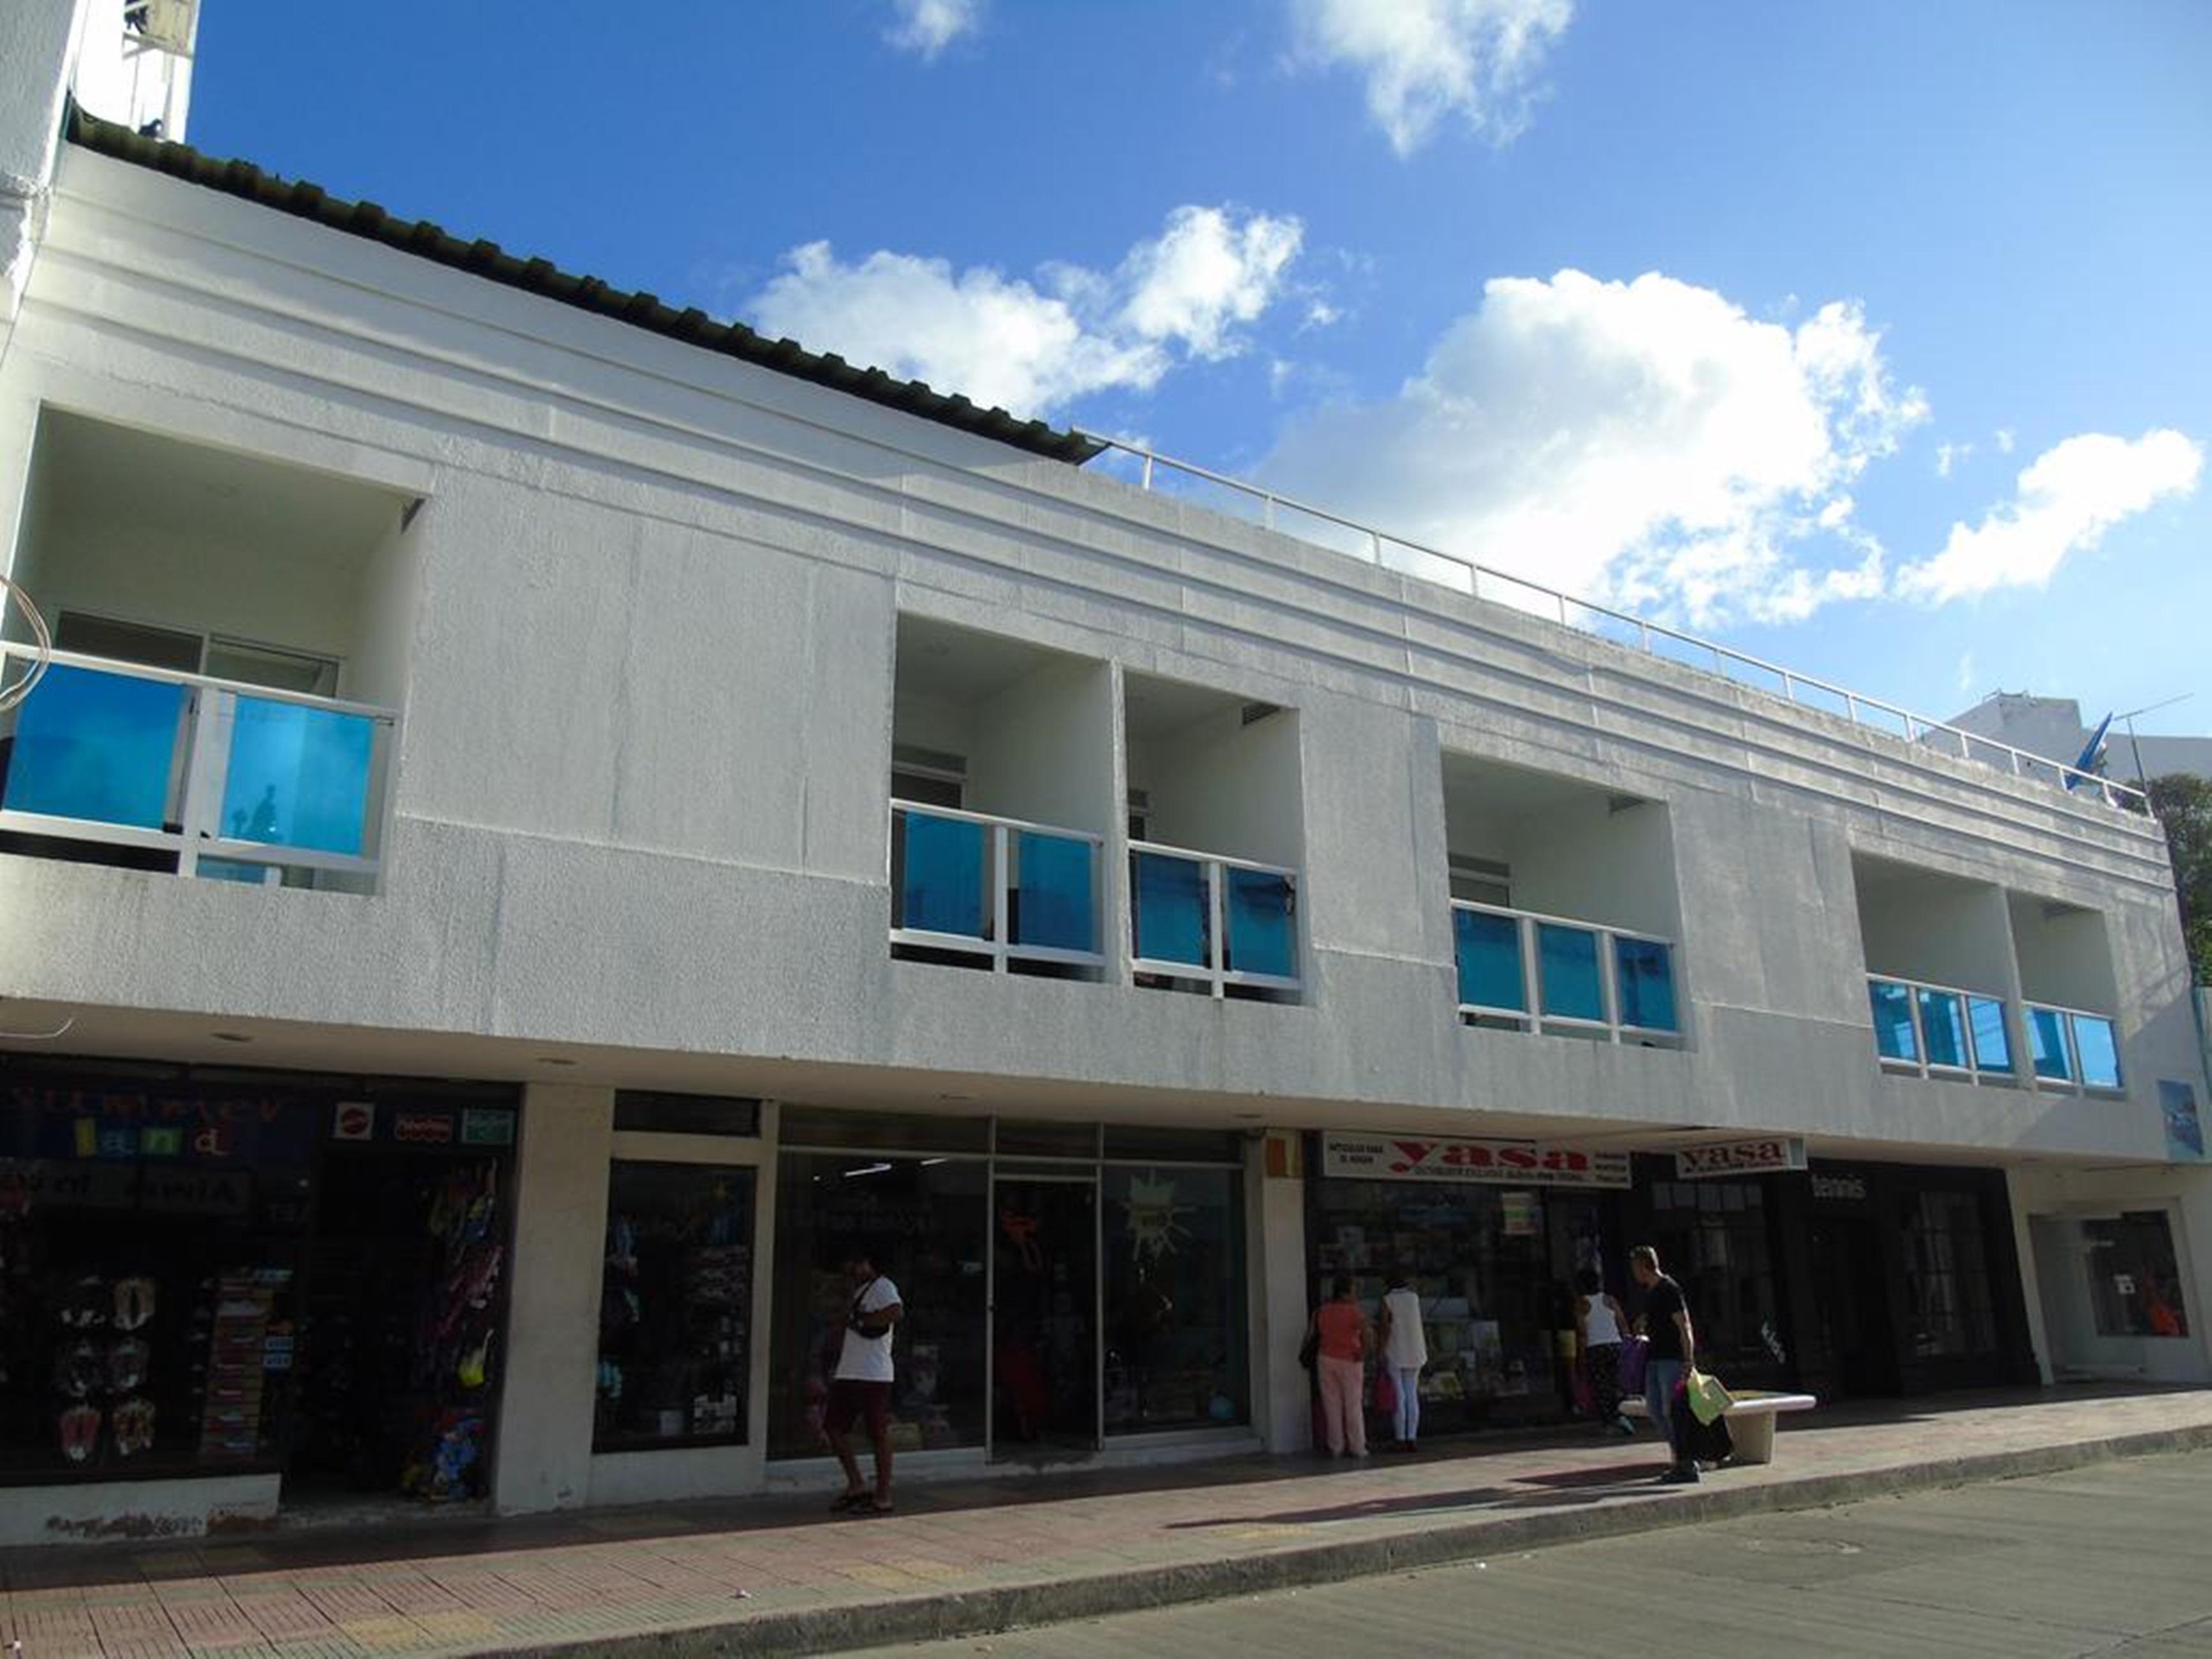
[
  {"left": 1081, "top": 436, "right": 2145, "bottom": 811},
  {"left": 0, "top": 643, "right": 393, "bottom": 885},
  {"left": 2024, "top": 1000, "right": 2127, "bottom": 1094},
  {"left": 1452, "top": 900, "right": 1681, "bottom": 1044},
  {"left": 889, "top": 800, "right": 1105, "bottom": 972},
  {"left": 1129, "top": 839, "right": 1300, "bottom": 997},
  {"left": 1866, "top": 973, "right": 2018, "bottom": 1085}
]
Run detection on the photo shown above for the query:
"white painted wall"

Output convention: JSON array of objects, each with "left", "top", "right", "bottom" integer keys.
[
  {"left": 967, "top": 657, "right": 1117, "bottom": 837},
  {"left": 1856, "top": 861, "right": 2013, "bottom": 994},
  {"left": 2010, "top": 893, "right": 2122, "bottom": 1012},
  {"left": 1513, "top": 796, "right": 1679, "bottom": 939},
  {"left": 1135, "top": 702, "right": 1304, "bottom": 872}
]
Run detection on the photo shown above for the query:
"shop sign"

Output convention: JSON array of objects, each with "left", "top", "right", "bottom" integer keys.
[
  {"left": 333, "top": 1102, "right": 376, "bottom": 1142},
  {"left": 1499, "top": 1191, "right": 1541, "bottom": 1236},
  {"left": 392, "top": 1112, "right": 455, "bottom": 1145},
  {"left": 1811, "top": 1172, "right": 1869, "bottom": 1204},
  {"left": 461, "top": 1109, "right": 516, "bottom": 1147},
  {"left": 1320, "top": 1132, "right": 1630, "bottom": 1189},
  {"left": 1675, "top": 1137, "right": 1807, "bottom": 1180}
]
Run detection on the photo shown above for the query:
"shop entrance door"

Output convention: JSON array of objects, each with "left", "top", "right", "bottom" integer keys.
[
  {"left": 988, "top": 1175, "right": 1099, "bottom": 1459},
  {"left": 1808, "top": 1217, "right": 1899, "bottom": 1396}
]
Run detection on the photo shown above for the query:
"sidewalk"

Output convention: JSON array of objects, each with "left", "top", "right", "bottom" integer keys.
[{"left": 8, "top": 1386, "right": 2212, "bottom": 1659}]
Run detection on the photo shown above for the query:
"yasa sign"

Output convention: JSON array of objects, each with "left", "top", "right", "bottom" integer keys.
[
  {"left": 1675, "top": 1137, "right": 1808, "bottom": 1180},
  {"left": 1322, "top": 1132, "right": 1630, "bottom": 1189}
]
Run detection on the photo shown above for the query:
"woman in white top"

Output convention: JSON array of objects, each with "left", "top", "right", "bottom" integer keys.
[
  {"left": 1576, "top": 1268, "right": 1635, "bottom": 1436},
  {"left": 1375, "top": 1274, "right": 1429, "bottom": 1451}
]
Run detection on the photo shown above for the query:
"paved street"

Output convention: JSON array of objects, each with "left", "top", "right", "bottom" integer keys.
[
  {"left": 4, "top": 1389, "right": 2211, "bottom": 1658},
  {"left": 867, "top": 1448, "right": 2212, "bottom": 1658}
]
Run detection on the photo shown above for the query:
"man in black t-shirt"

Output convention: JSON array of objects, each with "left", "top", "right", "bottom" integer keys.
[{"left": 1629, "top": 1244, "right": 1699, "bottom": 1484}]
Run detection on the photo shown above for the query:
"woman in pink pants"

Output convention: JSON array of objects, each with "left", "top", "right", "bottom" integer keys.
[{"left": 1309, "top": 1275, "right": 1373, "bottom": 1458}]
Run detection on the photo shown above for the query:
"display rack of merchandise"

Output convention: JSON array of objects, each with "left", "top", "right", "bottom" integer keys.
[
  {"left": 402, "top": 1161, "right": 502, "bottom": 1501},
  {"left": 595, "top": 1165, "right": 753, "bottom": 1450}
]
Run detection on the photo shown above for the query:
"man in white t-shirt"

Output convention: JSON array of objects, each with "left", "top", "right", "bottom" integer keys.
[{"left": 825, "top": 1246, "right": 902, "bottom": 1514}]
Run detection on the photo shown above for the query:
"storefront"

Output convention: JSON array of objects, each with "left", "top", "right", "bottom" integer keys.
[
  {"left": 1307, "top": 1131, "right": 1629, "bottom": 1433},
  {"left": 766, "top": 1110, "right": 1252, "bottom": 1463},
  {"left": 0, "top": 1057, "right": 519, "bottom": 1515}
]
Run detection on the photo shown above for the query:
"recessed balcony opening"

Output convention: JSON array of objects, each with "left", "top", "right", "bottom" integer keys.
[
  {"left": 889, "top": 617, "right": 1115, "bottom": 980},
  {"left": 0, "top": 410, "right": 420, "bottom": 893},
  {"left": 2008, "top": 891, "right": 2125, "bottom": 1094},
  {"left": 1440, "top": 754, "right": 1684, "bottom": 1046},
  {"left": 1853, "top": 856, "right": 2018, "bottom": 1085},
  {"left": 1123, "top": 674, "right": 1303, "bottom": 1003}
]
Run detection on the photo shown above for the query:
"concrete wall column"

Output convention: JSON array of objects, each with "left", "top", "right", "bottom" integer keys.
[
  {"left": 1251, "top": 1135, "right": 1311, "bottom": 1453},
  {"left": 493, "top": 1082, "right": 614, "bottom": 1514}
]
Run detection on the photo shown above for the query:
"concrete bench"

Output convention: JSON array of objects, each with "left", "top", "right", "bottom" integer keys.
[{"left": 1619, "top": 1389, "right": 1817, "bottom": 1465}]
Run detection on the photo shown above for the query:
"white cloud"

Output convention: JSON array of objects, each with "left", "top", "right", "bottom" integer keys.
[
  {"left": 1258, "top": 269, "right": 1927, "bottom": 627},
  {"left": 886, "top": 0, "right": 982, "bottom": 59},
  {"left": 1994, "top": 427, "right": 2017, "bottom": 454},
  {"left": 745, "top": 207, "right": 1304, "bottom": 419},
  {"left": 1936, "top": 440, "right": 1973, "bottom": 478},
  {"left": 1893, "top": 430, "right": 2202, "bottom": 604},
  {"left": 1956, "top": 652, "right": 1976, "bottom": 694},
  {"left": 1291, "top": 0, "right": 1575, "bottom": 155}
]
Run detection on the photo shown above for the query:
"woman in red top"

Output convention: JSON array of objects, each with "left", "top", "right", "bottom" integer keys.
[{"left": 1309, "top": 1275, "right": 1373, "bottom": 1457}]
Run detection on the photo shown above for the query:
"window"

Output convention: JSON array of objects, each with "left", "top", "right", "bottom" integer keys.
[
  {"left": 1448, "top": 854, "right": 1511, "bottom": 908},
  {"left": 612, "top": 1092, "right": 761, "bottom": 1137},
  {"left": 2085, "top": 1212, "right": 2188, "bottom": 1338},
  {"left": 1901, "top": 1191, "right": 1997, "bottom": 1357},
  {"left": 1102, "top": 1166, "right": 1247, "bottom": 1434},
  {"left": 57, "top": 613, "right": 340, "bottom": 696}
]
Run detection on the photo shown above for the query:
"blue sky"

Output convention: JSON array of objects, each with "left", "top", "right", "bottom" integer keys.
[{"left": 189, "top": 0, "right": 2211, "bottom": 738}]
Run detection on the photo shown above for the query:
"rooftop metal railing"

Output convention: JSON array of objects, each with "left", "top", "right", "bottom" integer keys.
[{"left": 1078, "top": 435, "right": 2146, "bottom": 810}]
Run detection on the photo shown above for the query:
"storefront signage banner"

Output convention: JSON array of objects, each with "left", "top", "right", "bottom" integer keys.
[
  {"left": 1675, "top": 1136, "right": 1807, "bottom": 1180},
  {"left": 1321, "top": 1133, "right": 1630, "bottom": 1189}
]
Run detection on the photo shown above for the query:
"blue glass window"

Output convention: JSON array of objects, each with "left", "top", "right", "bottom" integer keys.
[
  {"left": 1132, "top": 851, "right": 1208, "bottom": 967},
  {"left": 1967, "top": 997, "right": 2012, "bottom": 1073},
  {"left": 1918, "top": 989, "right": 1969, "bottom": 1069},
  {"left": 1453, "top": 909, "right": 1524, "bottom": 1011},
  {"left": 1011, "top": 830, "right": 1095, "bottom": 954},
  {"left": 2074, "top": 1016, "right": 2122, "bottom": 1089},
  {"left": 3, "top": 663, "right": 184, "bottom": 830},
  {"left": 898, "top": 810, "right": 986, "bottom": 937},
  {"left": 2028, "top": 1006, "right": 2074, "bottom": 1081},
  {"left": 1537, "top": 923, "right": 1605, "bottom": 1023},
  {"left": 221, "top": 696, "right": 375, "bottom": 856},
  {"left": 1614, "top": 937, "right": 1677, "bottom": 1032},
  {"left": 1224, "top": 868, "right": 1296, "bottom": 979},
  {"left": 1869, "top": 979, "right": 1919, "bottom": 1062}
]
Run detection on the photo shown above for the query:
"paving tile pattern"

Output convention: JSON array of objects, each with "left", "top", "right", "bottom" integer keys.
[{"left": 4, "top": 1387, "right": 2211, "bottom": 1659}]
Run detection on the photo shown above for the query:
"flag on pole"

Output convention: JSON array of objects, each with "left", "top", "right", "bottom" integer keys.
[{"left": 2065, "top": 713, "right": 2114, "bottom": 790}]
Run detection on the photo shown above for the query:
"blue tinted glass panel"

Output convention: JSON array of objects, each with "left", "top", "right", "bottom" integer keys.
[
  {"left": 1614, "top": 937, "right": 1677, "bottom": 1032},
  {"left": 2028, "top": 1006, "right": 2073, "bottom": 1081},
  {"left": 1869, "top": 979, "right": 1918, "bottom": 1062},
  {"left": 1919, "top": 989, "right": 1968, "bottom": 1069},
  {"left": 2074, "top": 1016, "right": 2122, "bottom": 1089},
  {"left": 900, "top": 810, "right": 986, "bottom": 937},
  {"left": 1967, "top": 997, "right": 2012, "bottom": 1073},
  {"left": 1132, "top": 851, "right": 1208, "bottom": 967},
  {"left": 1012, "top": 830, "right": 1095, "bottom": 953},
  {"left": 1224, "top": 868, "right": 1296, "bottom": 979},
  {"left": 221, "top": 696, "right": 374, "bottom": 856},
  {"left": 1454, "top": 909, "right": 1524, "bottom": 1011},
  {"left": 3, "top": 663, "right": 183, "bottom": 829},
  {"left": 1537, "top": 923, "right": 1604, "bottom": 1022}
]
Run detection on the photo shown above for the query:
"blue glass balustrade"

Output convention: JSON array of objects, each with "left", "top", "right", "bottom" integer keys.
[
  {"left": 1536, "top": 923, "right": 1605, "bottom": 1023},
  {"left": 1918, "top": 988, "right": 1970, "bottom": 1070},
  {"left": 1453, "top": 909, "right": 1524, "bottom": 1011},
  {"left": 221, "top": 696, "right": 375, "bottom": 856},
  {"left": 899, "top": 811, "right": 986, "bottom": 938},
  {"left": 2072, "top": 1015, "right": 2122, "bottom": 1089},
  {"left": 2, "top": 663, "right": 185, "bottom": 830},
  {"left": 1131, "top": 851, "right": 1209, "bottom": 967},
  {"left": 1967, "top": 997, "right": 2012, "bottom": 1073},
  {"left": 1614, "top": 936, "right": 1678, "bottom": 1032},
  {"left": 1869, "top": 978, "right": 1919, "bottom": 1063},
  {"left": 2027, "top": 1005, "right": 2073, "bottom": 1082},
  {"left": 1011, "top": 829, "right": 1095, "bottom": 954},
  {"left": 1224, "top": 867, "right": 1296, "bottom": 979}
]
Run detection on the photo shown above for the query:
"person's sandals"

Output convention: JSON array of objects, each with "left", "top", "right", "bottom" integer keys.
[{"left": 829, "top": 1491, "right": 871, "bottom": 1513}]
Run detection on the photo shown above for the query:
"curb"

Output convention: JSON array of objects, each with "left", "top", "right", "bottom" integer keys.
[{"left": 491, "top": 1422, "right": 2212, "bottom": 1659}]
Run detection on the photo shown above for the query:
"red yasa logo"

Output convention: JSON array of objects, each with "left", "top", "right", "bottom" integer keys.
[{"left": 1388, "top": 1141, "right": 1437, "bottom": 1173}]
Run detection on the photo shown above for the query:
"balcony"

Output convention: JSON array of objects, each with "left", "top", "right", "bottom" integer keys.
[
  {"left": 0, "top": 645, "right": 394, "bottom": 886},
  {"left": 889, "top": 801, "right": 1104, "bottom": 974},
  {"left": 1129, "top": 842, "right": 1300, "bottom": 997},
  {"left": 1453, "top": 901, "right": 1680, "bottom": 1045},
  {"left": 2026, "top": 1002, "right": 2124, "bottom": 1094},
  {"left": 1867, "top": 974, "right": 2016, "bottom": 1084}
]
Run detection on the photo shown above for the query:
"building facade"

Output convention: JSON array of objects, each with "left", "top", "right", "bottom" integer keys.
[{"left": 1, "top": 0, "right": 2208, "bottom": 1546}]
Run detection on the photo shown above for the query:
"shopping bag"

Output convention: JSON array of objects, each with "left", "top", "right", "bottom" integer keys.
[
  {"left": 1616, "top": 1334, "right": 1649, "bottom": 1394},
  {"left": 1687, "top": 1367, "right": 1734, "bottom": 1425},
  {"left": 1372, "top": 1367, "right": 1399, "bottom": 1416}
]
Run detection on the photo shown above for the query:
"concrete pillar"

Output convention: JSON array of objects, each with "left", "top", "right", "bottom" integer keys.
[
  {"left": 0, "top": 0, "right": 82, "bottom": 344},
  {"left": 493, "top": 1082, "right": 614, "bottom": 1514},
  {"left": 1251, "top": 1134, "right": 1311, "bottom": 1452}
]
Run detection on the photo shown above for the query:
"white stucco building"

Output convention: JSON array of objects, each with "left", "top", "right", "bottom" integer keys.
[
  {"left": 1, "top": 0, "right": 2208, "bottom": 1545},
  {"left": 1948, "top": 692, "right": 2212, "bottom": 788}
]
